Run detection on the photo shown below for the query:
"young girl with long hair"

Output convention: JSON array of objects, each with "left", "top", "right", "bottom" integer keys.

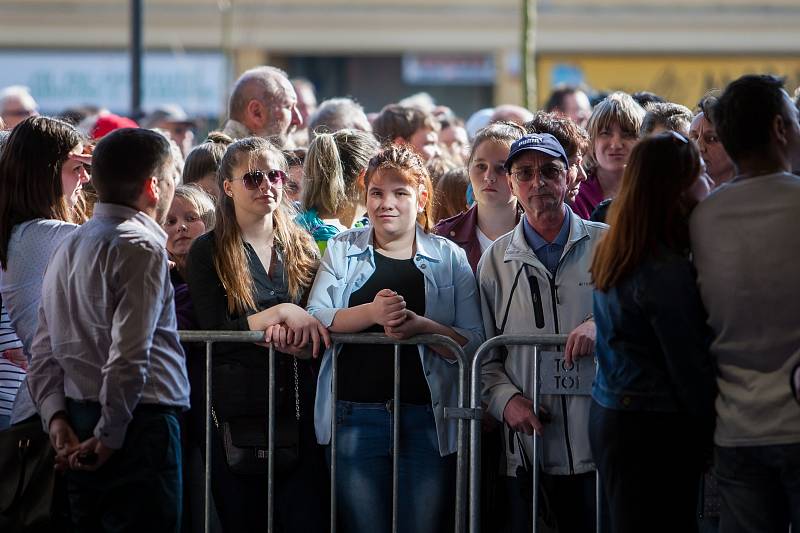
[
  {"left": 307, "top": 144, "right": 484, "bottom": 533},
  {"left": 589, "top": 132, "right": 716, "bottom": 532},
  {"left": 433, "top": 121, "right": 525, "bottom": 272},
  {"left": 186, "top": 136, "right": 329, "bottom": 532}
]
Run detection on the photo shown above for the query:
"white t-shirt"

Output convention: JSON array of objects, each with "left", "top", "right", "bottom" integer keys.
[
  {"left": 690, "top": 172, "right": 800, "bottom": 447},
  {"left": 476, "top": 226, "right": 494, "bottom": 253}
]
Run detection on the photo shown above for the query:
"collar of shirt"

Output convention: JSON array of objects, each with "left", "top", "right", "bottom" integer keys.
[
  {"left": 92, "top": 202, "right": 168, "bottom": 247},
  {"left": 522, "top": 205, "right": 571, "bottom": 252}
]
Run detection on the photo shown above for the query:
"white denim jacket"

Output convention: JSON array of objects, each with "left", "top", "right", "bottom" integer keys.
[{"left": 307, "top": 225, "right": 484, "bottom": 456}]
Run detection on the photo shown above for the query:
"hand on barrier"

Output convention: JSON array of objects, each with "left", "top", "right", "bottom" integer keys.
[
  {"left": 2, "top": 347, "right": 28, "bottom": 370},
  {"left": 258, "top": 303, "right": 331, "bottom": 358},
  {"left": 68, "top": 436, "right": 114, "bottom": 472},
  {"left": 384, "top": 309, "right": 424, "bottom": 340},
  {"left": 371, "top": 289, "right": 406, "bottom": 327},
  {"left": 564, "top": 319, "right": 596, "bottom": 366},
  {"left": 503, "top": 394, "right": 544, "bottom": 436},
  {"left": 48, "top": 413, "right": 80, "bottom": 472}
]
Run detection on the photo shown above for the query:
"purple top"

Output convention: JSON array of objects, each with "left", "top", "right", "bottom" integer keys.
[{"left": 572, "top": 171, "right": 605, "bottom": 220}]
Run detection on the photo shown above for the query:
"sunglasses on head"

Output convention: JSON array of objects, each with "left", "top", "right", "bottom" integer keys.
[{"left": 235, "top": 169, "right": 286, "bottom": 190}]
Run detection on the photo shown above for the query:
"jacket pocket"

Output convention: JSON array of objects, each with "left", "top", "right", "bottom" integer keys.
[{"left": 528, "top": 276, "right": 545, "bottom": 329}]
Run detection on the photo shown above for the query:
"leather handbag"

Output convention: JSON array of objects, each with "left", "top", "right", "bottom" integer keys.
[
  {"left": 213, "top": 358, "right": 301, "bottom": 476},
  {"left": 0, "top": 416, "right": 56, "bottom": 532}
]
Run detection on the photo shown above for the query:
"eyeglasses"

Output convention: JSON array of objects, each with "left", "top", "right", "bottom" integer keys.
[
  {"left": 510, "top": 164, "right": 566, "bottom": 182},
  {"left": 233, "top": 169, "right": 286, "bottom": 190}
]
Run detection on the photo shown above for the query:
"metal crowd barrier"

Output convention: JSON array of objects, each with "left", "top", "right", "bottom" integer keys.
[
  {"left": 468, "top": 334, "right": 602, "bottom": 533},
  {"left": 179, "top": 330, "right": 471, "bottom": 533}
]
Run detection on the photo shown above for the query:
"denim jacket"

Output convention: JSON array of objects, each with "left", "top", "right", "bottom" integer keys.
[
  {"left": 307, "top": 225, "right": 484, "bottom": 456},
  {"left": 592, "top": 248, "right": 716, "bottom": 422}
]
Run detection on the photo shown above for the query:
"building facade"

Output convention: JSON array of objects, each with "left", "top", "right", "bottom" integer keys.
[{"left": 1, "top": 0, "right": 798, "bottom": 118}]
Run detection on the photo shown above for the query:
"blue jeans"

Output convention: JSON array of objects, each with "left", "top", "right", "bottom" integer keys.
[
  {"left": 714, "top": 443, "right": 800, "bottom": 533},
  {"left": 327, "top": 401, "right": 456, "bottom": 533}
]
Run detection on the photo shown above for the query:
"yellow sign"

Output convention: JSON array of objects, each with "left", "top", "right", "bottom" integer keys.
[{"left": 538, "top": 55, "right": 800, "bottom": 109}]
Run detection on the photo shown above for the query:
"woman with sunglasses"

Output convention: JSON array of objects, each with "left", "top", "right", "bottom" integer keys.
[
  {"left": 298, "top": 129, "right": 379, "bottom": 253},
  {"left": 0, "top": 116, "right": 89, "bottom": 425},
  {"left": 307, "top": 144, "right": 484, "bottom": 533},
  {"left": 186, "top": 137, "right": 329, "bottom": 532},
  {"left": 589, "top": 132, "right": 716, "bottom": 532}
]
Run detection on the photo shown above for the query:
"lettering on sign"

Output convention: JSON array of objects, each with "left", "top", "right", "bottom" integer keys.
[{"left": 539, "top": 351, "right": 595, "bottom": 396}]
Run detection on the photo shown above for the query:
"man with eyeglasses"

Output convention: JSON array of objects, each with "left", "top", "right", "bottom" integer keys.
[
  {"left": 0, "top": 85, "right": 38, "bottom": 130},
  {"left": 478, "top": 133, "right": 608, "bottom": 532}
]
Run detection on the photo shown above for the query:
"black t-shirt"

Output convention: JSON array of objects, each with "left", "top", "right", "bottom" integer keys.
[{"left": 337, "top": 252, "right": 431, "bottom": 405}]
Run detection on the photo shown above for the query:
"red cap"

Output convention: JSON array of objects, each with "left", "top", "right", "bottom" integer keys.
[{"left": 91, "top": 114, "right": 139, "bottom": 139}]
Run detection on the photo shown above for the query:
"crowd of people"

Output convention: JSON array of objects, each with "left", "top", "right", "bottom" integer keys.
[{"left": 1, "top": 68, "right": 799, "bottom": 533}]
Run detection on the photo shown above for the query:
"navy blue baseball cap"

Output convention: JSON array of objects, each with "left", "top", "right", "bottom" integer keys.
[{"left": 504, "top": 133, "right": 570, "bottom": 172}]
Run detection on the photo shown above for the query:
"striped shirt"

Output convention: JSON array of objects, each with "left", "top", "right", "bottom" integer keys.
[{"left": 0, "top": 304, "right": 24, "bottom": 417}]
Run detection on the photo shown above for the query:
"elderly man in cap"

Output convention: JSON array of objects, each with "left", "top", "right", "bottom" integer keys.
[
  {"left": 222, "top": 66, "right": 303, "bottom": 149},
  {"left": 478, "top": 133, "right": 607, "bottom": 532}
]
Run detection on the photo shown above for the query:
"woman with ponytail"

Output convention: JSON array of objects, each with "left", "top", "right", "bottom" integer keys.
[
  {"left": 306, "top": 144, "right": 484, "bottom": 533},
  {"left": 186, "top": 137, "right": 329, "bottom": 532},
  {"left": 298, "top": 128, "right": 379, "bottom": 252}
]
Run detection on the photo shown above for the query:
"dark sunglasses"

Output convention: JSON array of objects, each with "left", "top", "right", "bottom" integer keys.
[{"left": 234, "top": 169, "right": 286, "bottom": 190}]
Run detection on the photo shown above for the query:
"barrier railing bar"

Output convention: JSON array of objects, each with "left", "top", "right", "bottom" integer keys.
[
  {"left": 180, "top": 331, "right": 468, "bottom": 533},
  {"left": 468, "top": 334, "right": 568, "bottom": 533},
  {"left": 392, "top": 343, "right": 401, "bottom": 533},
  {"left": 328, "top": 333, "right": 467, "bottom": 533}
]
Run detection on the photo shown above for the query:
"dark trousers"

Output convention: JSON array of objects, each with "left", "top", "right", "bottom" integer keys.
[
  {"left": 589, "top": 401, "right": 705, "bottom": 533},
  {"left": 715, "top": 443, "right": 800, "bottom": 533},
  {"left": 505, "top": 471, "right": 599, "bottom": 533},
  {"left": 66, "top": 400, "right": 183, "bottom": 533}
]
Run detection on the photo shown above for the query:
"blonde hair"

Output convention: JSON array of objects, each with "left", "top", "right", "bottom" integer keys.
[
  {"left": 365, "top": 144, "right": 434, "bottom": 233},
  {"left": 215, "top": 137, "right": 319, "bottom": 313},
  {"left": 173, "top": 184, "right": 216, "bottom": 231},
  {"left": 585, "top": 92, "right": 645, "bottom": 171},
  {"left": 302, "top": 129, "right": 378, "bottom": 216}
]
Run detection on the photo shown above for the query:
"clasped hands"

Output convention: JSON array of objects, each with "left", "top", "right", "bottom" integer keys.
[
  {"left": 371, "top": 289, "right": 424, "bottom": 340},
  {"left": 48, "top": 415, "right": 114, "bottom": 473}
]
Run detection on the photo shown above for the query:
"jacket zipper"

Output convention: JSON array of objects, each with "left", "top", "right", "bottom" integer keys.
[{"left": 548, "top": 274, "right": 575, "bottom": 475}]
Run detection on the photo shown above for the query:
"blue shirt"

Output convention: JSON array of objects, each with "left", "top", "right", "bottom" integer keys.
[
  {"left": 306, "top": 225, "right": 485, "bottom": 455},
  {"left": 522, "top": 206, "right": 571, "bottom": 276}
]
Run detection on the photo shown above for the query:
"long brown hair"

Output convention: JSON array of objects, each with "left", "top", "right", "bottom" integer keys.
[
  {"left": 0, "top": 116, "right": 84, "bottom": 269},
  {"left": 364, "top": 144, "right": 434, "bottom": 232},
  {"left": 214, "top": 137, "right": 319, "bottom": 314},
  {"left": 591, "top": 132, "right": 701, "bottom": 291}
]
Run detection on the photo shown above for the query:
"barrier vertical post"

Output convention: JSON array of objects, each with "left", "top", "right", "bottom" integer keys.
[
  {"left": 330, "top": 346, "right": 338, "bottom": 533},
  {"left": 531, "top": 345, "right": 540, "bottom": 533},
  {"left": 204, "top": 341, "right": 213, "bottom": 533},
  {"left": 267, "top": 345, "right": 276, "bottom": 533},
  {"left": 392, "top": 343, "right": 401, "bottom": 533}
]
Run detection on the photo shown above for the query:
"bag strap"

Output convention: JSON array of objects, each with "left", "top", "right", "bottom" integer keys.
[{"left": 211, "top": 356, "right": 301, "bottom": 428}]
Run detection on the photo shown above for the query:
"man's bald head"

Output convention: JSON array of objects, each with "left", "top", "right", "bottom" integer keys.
[{"left": 228, "top": 66, "right": 302, "bottom": 148}]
